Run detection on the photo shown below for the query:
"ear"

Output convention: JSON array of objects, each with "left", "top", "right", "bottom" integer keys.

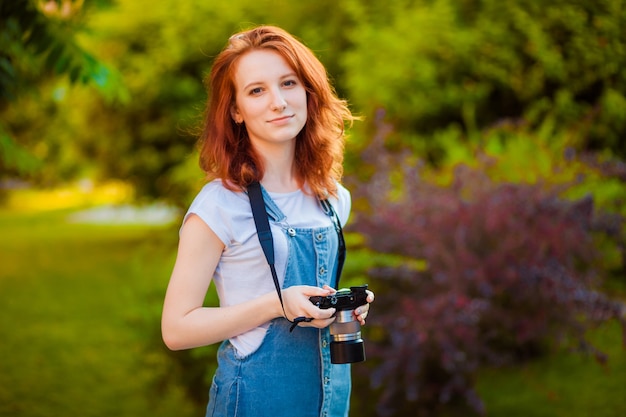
[{"left": 230, "top": 105, "right": 243, "bottom": 124}]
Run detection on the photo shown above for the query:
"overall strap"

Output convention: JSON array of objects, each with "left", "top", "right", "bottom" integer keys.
[
  {"left": 320, "top": 198, "right": 346, "bottom": 288},
  {"left": 248, "top": 181, "right": 276, "bottom": 266},
  {"left": 247, "top": 181, "right": 346, "bottom": 331},
  {"left": 248, "top": 181, "right": 309, "bottom": 331}
]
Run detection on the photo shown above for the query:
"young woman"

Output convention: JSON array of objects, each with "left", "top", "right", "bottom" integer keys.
[{"left": 161, "top": 25, "right": 374, "bottom": 417}]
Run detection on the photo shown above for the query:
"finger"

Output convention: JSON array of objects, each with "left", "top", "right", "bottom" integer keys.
[
  {"left": 366, "top": 290, "right": 375, "bottom": 303},
  {"left": 357, "top": 311, "right": 368, "bottom": 326},
  {"left": 306, "top": 316, "right": 336, "bottom": 329},
  {"left": 283, "top": 286, "right": 331, "bottom": 320},
  {"left": 353, "top": 312, "right": 366, "bottom": 325},
  {"left": 354, "top": 304, "right": 369, "bottom": 315},
  {"left": 314, "top": 307, "right": 336, "bottom": 319},
  {"left": 354, "top": 304, "right": 370, "bottom": 325},
  {"left": 319, "top": 316, "right": 337, "bottom": 328},
  {"left": 304, "top": 297, "right": 337, "bottom": 319},
  {"left": 322, "top": 284, "right": 337, "bottom": 294},
  {"left": 307, "top": 286, "right": 333, "bottom": 297}
]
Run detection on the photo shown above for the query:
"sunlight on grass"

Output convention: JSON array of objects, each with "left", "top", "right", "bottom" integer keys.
[
  {"left": 0, "top": 208, "right": 198, "bottom": 417},
  {"left": 4, "top": 180, "right": 134, "bottom": 212}
]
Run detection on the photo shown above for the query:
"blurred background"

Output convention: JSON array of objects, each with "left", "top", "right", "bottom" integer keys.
[{"left": 1, "top": 0, "right": 625, "bottom": 416}]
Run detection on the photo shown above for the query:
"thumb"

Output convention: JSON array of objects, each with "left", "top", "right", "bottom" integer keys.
[
  {"left": 306, "top": 285, "right": 333, "bottom": 297},
  {"left": 322, "top": 284, "right": 337, "bottom": 294}
]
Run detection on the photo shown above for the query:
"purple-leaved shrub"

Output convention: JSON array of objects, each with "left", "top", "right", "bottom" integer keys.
[{"left": 347, "top": 135, "right": 626, "bottom": 416}]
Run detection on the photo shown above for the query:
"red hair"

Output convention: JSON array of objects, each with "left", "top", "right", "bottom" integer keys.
[{"left": 198, "top": 25, "right": 355, "bottom": 198}]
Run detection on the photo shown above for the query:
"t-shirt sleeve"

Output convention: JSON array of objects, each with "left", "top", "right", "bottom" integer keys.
[
  {"left": 333, "top": 183, "right": 352, "bottom": 227},
  {"left": 182, "top": 182, "right": 238, "bottom": 246}
]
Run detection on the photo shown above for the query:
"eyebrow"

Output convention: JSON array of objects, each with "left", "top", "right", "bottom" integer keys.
[{"left": 242, "top": 72, "right": 299, "bottom": 92}]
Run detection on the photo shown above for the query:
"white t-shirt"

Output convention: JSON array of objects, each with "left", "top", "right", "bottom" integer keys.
[{"left": 183, "top": 179, "right": 351, "bottom": 356}]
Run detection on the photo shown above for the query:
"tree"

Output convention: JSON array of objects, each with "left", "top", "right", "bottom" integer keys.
[
  {"left": 0, "top": 0, "right": 126, "bottom": 184},
  {"left": 341, "top": 0, "right": 626, "bottom": 163},
  {"left": 1, "top": 0, "right": 359, "bottom": 203}
]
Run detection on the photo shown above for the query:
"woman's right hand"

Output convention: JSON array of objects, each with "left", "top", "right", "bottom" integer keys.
[{"left": 281, "top": 285, "right": 337, "bottom": 329}]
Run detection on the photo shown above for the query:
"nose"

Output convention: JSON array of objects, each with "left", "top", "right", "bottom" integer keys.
[{"left": 270, "top": 89, "right": 287, "bottom": 112}]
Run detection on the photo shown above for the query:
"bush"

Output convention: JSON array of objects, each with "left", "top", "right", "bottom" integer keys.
[
  {"left": 342, "top": 0, "right": 626, "bottom": 163},
  {"left": 347, "top": 135, "right": 626, "bottom": 416}
]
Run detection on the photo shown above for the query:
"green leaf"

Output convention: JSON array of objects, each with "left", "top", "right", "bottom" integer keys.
[
  {"left": 44, "top": 42, "right": 65, "bottom": 71},
  {"left": 0, "top": 125, "right": 42, "bottom": 174},
  {"left": 0, "top": 57, "right": 16, "bottom": 77}
]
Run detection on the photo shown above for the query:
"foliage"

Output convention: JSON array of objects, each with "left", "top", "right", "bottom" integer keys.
[
  {"left": 0, "top": 0, "right": 358, "bottom": 204},
  {"left": 3, "top": 2, "right": 626, "bottom": 416},
  {"left": 346, "top": 133, "right": 626, "bottom": 416},
  {"left": 0, "top": 0, "right": 126, "bottom": 179},
  {"left": 0, "top": 0, "right": 116, "bottom": 102},
  {"left": 341, "top": 0, "right": 626, "bottom": 164},
  {"left": 4, "top": 0, "right": 625, "bottom": 204},
  {"left": 418, "top": 115, "right": 626, "bottom": 290}
]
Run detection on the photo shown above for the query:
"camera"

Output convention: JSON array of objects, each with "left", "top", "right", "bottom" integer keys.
[{"left": 310, "top": 284, "right": 368, "bottom": 364}]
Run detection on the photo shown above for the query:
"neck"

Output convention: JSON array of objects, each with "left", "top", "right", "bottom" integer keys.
[
  {"left": 261, "top": 166, "right": 300, "bottom": 193},
  {"left": 256, "top": 142, "right": 299, "bottom": 193}
]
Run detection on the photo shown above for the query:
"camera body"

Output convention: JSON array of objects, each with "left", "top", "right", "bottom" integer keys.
[
  {"left": 310, "top": 284, "right": 369, "bottom": 311},
  {"left": 310, "top": 285, "right": 368, "bottom": 364}
]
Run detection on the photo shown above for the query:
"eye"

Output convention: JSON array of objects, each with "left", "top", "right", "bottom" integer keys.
[
  {"left": 283, "top": 79, "right": 297, "bottom": 87},
  {"left": 249, "top": 87, "right": 263, "bottom": 95}
]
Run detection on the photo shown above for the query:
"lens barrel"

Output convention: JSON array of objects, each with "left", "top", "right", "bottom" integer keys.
[
  {"left": 328, "top": 310, "right": 366, "bottom": 364},
  {"left": 330, "top": 339, "right": 366, "bottom": 364}
]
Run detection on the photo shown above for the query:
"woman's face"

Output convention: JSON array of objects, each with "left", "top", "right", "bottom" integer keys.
[{"left": 231, "top": 49, "right": 307, "bottom": 151}]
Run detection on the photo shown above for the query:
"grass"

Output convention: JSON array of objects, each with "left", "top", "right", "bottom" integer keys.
[
  {"left": 476, "top": 322, "right": 626, "bottom": 417},
  {"left": 0, "top": 208, "right": 200, "bottom": 417},
  {"left": 1, "top": 204, "right": 624, "bottom": 417}
]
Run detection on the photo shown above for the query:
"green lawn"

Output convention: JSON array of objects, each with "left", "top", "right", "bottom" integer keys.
[
  {"left": 1, "top": 207, "right": 624, "bottom": 417},
  {"left": 0, "top": 208, "right": 200, "bottom": 417},
  {"left": 476, "top": 321, "right": 626, "bottom": 417}
]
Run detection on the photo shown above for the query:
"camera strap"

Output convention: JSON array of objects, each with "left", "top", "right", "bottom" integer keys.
[{"left": 247, "top": 181, "right": 346, "bottom": 332}]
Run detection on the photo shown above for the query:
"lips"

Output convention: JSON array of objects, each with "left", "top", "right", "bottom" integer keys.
[{"left": 268, "top": 115, "right": 293, "bottom": 123}]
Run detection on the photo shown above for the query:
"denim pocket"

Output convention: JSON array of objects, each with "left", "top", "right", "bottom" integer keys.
[
  {"left": 207, "top": 374, "right": 242, "bottom": 417},
  {"left": 205, "top": 377, "right": 218, "bottom": 417}
]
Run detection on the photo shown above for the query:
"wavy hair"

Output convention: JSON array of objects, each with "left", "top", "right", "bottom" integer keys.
[{"left": 198, "top": 25, "right": 355, "bottom": 198}]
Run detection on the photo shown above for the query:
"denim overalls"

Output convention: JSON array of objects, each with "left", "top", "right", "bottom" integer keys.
[{"left": 205, "top": 188, "right": 351, "bottom": 417}]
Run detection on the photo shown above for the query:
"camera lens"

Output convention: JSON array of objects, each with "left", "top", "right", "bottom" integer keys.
[
  {"left": 328, "top": 310, "right": 366, "bottom": 364},
  {"left": 330, "top": 339, "right": 365, "bottom": 364}
]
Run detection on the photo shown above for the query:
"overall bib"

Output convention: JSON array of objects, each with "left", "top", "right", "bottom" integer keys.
[{"left": 205, "top": 189, "right": 351, "bottom": 417}]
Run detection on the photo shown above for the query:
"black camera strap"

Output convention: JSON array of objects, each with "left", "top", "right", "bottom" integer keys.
[{"left": 247, "top": 181, "right": 346, "bottom": 332}]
